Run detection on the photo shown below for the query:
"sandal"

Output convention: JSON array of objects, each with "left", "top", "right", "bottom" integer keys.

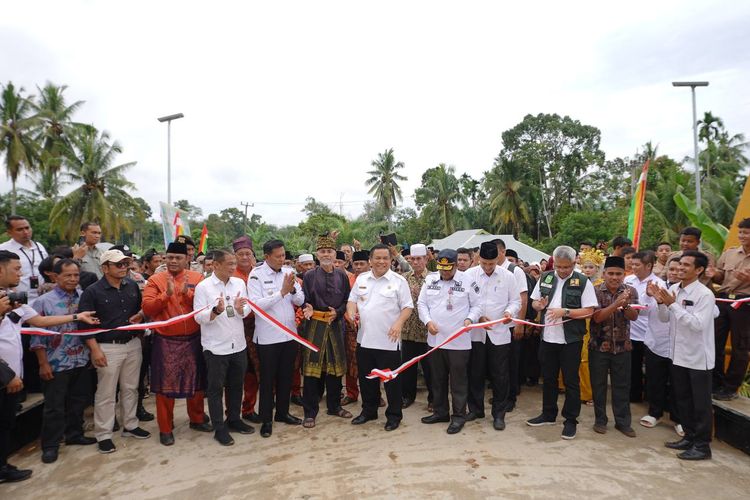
[
  {"left": 329, "top": 408, "right": 352, "bottom": 418},
  {"left": 639, "top": 415, "right": 659, "bottom": 428},
  {"left": 303, "top": 417, "right": 316, "bottom": 429},
  {"left": 340, "top": 396, "right": 357, "bottom": 406}
]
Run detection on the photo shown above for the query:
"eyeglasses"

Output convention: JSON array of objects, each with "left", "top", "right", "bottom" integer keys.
[{"left": 108, "top": 261, "right": 130, "bottom": 268}]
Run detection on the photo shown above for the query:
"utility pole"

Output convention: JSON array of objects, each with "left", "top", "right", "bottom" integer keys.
[{"left": 240, "top": 201, "right": 254, "bottom": 233}]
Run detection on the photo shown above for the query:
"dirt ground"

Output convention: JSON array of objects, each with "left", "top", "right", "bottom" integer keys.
[{"left": 4, "top": 385, "right": 750, "bottom": 499}]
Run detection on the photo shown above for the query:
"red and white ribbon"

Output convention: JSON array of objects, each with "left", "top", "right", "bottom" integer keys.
[
  {"left": 367, "top": 305, "right": 649, "bottom": 382},
  {"left": 246, "top": 298, "right": 319, "bottom": 352},
  {"left": 22, "top": 300, "right": 321, "bottom": 352},
  {"left": 715, "top": 297, "right": 750, "bottom": 310},
  {"left": 21, "top": 306, "right": 210, "bottom": 337}
]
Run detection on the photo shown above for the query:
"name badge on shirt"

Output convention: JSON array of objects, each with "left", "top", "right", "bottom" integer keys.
[{"left": 570, "top": 279, "right": 580, "bottom": 287}]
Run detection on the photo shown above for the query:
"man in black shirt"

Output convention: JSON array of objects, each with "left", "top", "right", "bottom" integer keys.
[{"left": 79, "top": 249, "right": 151, "bottom": 454}]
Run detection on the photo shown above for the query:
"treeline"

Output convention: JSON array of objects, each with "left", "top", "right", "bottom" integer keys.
[{"left": 2, "top": 81, "right": 747, "bottom": 255}]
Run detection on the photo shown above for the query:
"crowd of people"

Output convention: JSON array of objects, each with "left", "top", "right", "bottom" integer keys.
[{"left": 1, "top": 213, "right": 749, "bottom": 484}]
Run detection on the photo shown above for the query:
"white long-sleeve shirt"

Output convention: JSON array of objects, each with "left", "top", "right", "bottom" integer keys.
[
  {"left": 464, "top": 265, "right": 521, "bottom": 345},
  {"left": 417, "top": 270, "right": 482, "bottom": 350},
  {"left": 625, "top": 273, "right": 671, "bottom": 357},
  {"left": 247, "top": 262, "right": 304, "bottom": 345},
  {"left": 348, "top": 270, "right": 413, "bottom": 351},
  {"left": 194, "top": 274, "right": 251, "bottom": 355},
  {"left": 658, "top": 280, "right": 716, "bottom": 370}
]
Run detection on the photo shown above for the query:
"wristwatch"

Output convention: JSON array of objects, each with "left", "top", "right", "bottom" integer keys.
[
  {"left": 563, "top": 308, "right": 570, "bottom": 318},
  {"left": 73, "top": 314, "right": 78, "bottom": 321},
  {"left": 212, "top": 306, "right": 221, "bottom": 315}
]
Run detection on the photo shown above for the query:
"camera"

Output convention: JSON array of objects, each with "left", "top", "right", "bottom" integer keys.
[{"left": 7, "top": 291, "right": 28, "bottom": 305}]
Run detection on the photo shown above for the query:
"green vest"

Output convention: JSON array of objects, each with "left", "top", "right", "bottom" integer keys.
[{"left": 538, "top": 270, "right": 588, "bottom": 343}]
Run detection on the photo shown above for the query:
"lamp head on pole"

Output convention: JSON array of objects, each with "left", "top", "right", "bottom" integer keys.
[
  {"left": 157, "top": 113, "right": 185, "bottom": 122},
  {"left": 672, "top": 81, "right": 709, "bottom": 88}
]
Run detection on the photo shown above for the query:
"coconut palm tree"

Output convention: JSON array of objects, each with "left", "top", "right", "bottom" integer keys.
[
  {"left": 49, "top": 128, "right": 141, "bottom": 240},
  {"left": 485, "top": 161, "right": 531, "bottom": 238},
  {"left": 414, "top": 164, "right": 465, "bottom": 236},
  {"left": 365, "top": 148, "right": 407, "bottom": 223},
  {"left": 0, "top": 82, "right": 40, "bottom": 212}
]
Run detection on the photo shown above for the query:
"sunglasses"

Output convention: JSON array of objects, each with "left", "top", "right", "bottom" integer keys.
[{"left": 107, "top": 261, "right": 130, "bottom": 268}]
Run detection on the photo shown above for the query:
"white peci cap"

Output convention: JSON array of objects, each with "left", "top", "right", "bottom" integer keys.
[
  {"left": 298, "top": 253, "right": 314, "bottom": 263},
  {"left": 410, "top": 244, "right": 427, "bottom": 257}
]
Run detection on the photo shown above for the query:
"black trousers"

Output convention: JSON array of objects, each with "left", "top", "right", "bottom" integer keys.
[
  {"left": 401, "top": 340, "right": 433, "bottom": 403},
  {"left": 357, "top": 346, "right": 402, "bottom": 422},
  {"left": 467, "top": 341, "right": 487, "bottom": 415},
  {"left": 713, "top": 300, "right": 750, "bottom": 392},
  {"left": 540, "top": 340, "right": 582, "bottom": 423},
  {"left": 257, "top": 340, "right": 298, "bottom": 424},
  {"left": 487, "top": 342, "right": 511, "bottom": 418},
  {"left": 508, "top": 332, "right": 522, "bottom": 404},
  {"left": 204, "top": 349, "right": 247, "bottom": 431},
  {"left": 0, "top": 390, "right": 19, "bottom": 466},
  {"left": 431, "top": 349, "right": 470, "bottom": 422},
  {"left": 671, "top": 364, "right": 713, "bottom": 451},
  {"left": 589, "top": 350, "right": 632, "bottom": 428},
  {"left": 644, "top": 347, "right": 679, "bottom": 423},
  {"left": 41, "top": 366, "right": 92, "bottom": 449},
  {"left": 630, "top": 340, "right": 645, "bottom": 402},
  {"left": 303, "top": 373, "right": 343, "bottom": 419},
  {"left": 138, "top": 334, "right": 153, "bottom": 406},
  {"left": 521, "top": 333, "right": 541, "bottom": 383}
]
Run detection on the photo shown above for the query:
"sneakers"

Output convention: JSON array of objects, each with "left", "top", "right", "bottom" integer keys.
[
  {"left": 122, "top": 427, "right": 151, "bottom": 439},
  {"left": 561, "top": 421, "right": 577, "bottom": 440},
  {"left": 98, "top": 439, "right": 117, "bottom": 454},
  {"left": 526, "top": 414, "right": 556, "bottom": 426}
]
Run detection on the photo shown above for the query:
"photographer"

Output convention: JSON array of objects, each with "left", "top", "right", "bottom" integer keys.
[{"left": 1, "top": 250, "right": 99, "bottom": 482}]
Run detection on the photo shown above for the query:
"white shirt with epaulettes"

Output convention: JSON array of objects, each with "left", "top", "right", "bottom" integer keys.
[{"left": 417, "top": 270, "right": 483, "bottom": 350}]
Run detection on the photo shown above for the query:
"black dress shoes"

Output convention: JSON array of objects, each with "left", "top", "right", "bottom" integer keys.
[
  {"left": 465, "top": 411, "right": 485, "bottom": 422},
  {"left": 189, "top": 422, "right": 214, "bottom": 432},
  {"left": 228, "top": 420, "right": 255, "bottom": 434},
  {"left": 447, "top": 420, "right": 465, "bottom": 434},
  {"left": 290, "top": 395, "right": 304, "bottom": 406},
  {"left": 242, "top": 412, "right": 263, "bottom": 424},
  {"left": 678, "top": 447, "right": 711, "bottom": 460},
  {"left": 0, "top": 464, "right": 33, "bottom": 483},
  {"left": 260, "top": 423, "right": 273, "bottom": 438},
  {"left": 159, "top": 432, "right": 175, "bottom": 446},
  {"left": 402, "top": 397, "right": 415, "bottom": 409},
  {"left": 274, "top": 414, "right": 303, "bottom": 425},
  {"left": 137, "top": 406, "right": 155, "bottom": 422},
  {"left": 493, "top": 416, "right": 506, "bottom": 431},
  {"left": 352, "top": 414, "right": 378, "bottom": 425},
  {"left": 214, "top": 429, "right": 234, "bottom": 446},
  {"left": 421, "top": 414, "right": 450, "bottom": 424},
  {"left": 65, "top": 436, "right": 97, "bottom": 446},
  {"left": 384, "top": 420, "right": 400, "bottom": 431},
  {"left": 665, "top": 438, "right": 693, "bottom": 450},
  {"left": 41, "top": 448, "right": 58, "bottom": 464}
]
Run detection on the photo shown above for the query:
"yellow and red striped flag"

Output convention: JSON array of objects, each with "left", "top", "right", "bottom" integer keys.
[
  {"left": 627, "top": 160, "right": 650, "bottom": 250},
  {"left": 198, "top": 223, "right": 208, "bottom": 254}
]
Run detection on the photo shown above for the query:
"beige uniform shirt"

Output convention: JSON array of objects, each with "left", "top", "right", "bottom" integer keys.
[{"left": 716, "top": 246, "right": 750, "bottom": 296}]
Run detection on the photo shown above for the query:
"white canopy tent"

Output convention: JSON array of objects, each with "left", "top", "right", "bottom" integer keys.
[{"left": 429, "top": 229, "right": 549, "bottom": 264}]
